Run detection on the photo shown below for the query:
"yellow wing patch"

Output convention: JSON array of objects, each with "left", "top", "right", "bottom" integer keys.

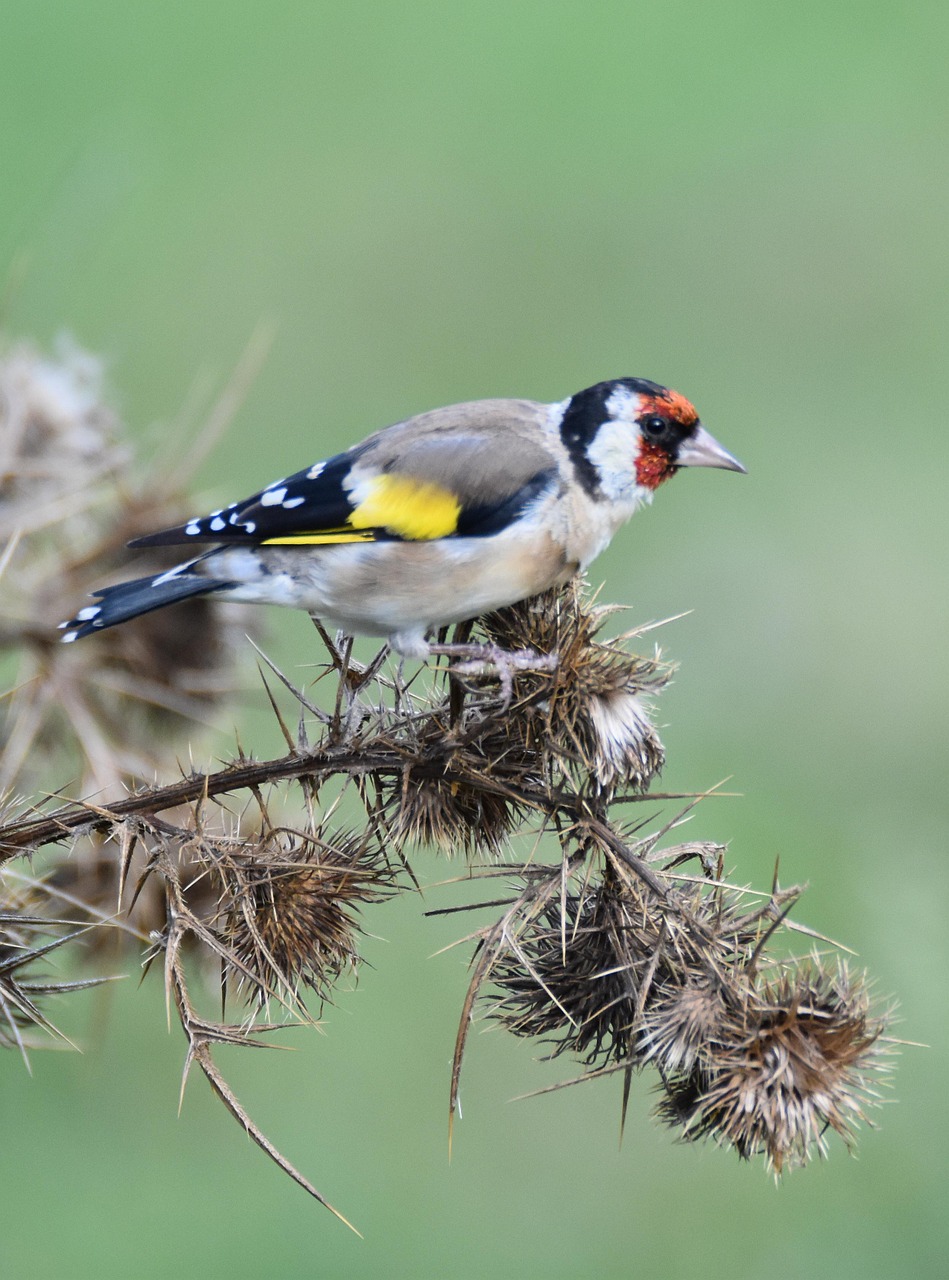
[
  {"left": 350, "top": 474, "right": 461, "bottom": 539},
  {"left": 261, "top": 473, "right": 461, "bottom": 546}
]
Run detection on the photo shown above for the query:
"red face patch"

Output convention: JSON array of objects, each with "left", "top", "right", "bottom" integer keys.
[
  {"left": 634, "top": 388, "right": 698, "bottom": 489},
  {"left": 635, "top": 439, "right": 678, "bottom": 489}
]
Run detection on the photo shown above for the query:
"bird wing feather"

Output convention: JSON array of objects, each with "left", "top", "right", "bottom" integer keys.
[{"left": 129, "top": 399, "right": 559, "bottom": 548}]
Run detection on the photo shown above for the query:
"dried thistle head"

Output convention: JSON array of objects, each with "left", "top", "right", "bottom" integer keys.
[
  {"left": 0, "top": 338, "right": 126, "bottom": 537},
  {"left": 636, "top": 979, "right": 730, "bottom": 1074},
  {"left": 480, "top": 581, "right": 670, "bottom": 792},
  {"left": 489, "top": 875, "right": 667, "bottom": 1065},
  {"left": 655, "top": 961, "right": 894, "bottom": 1171},
  {"left": 216, "top": 829, "right": 395, "bottom": 1010},
  {"left": 382, "top": 706, "right": 533, "bottom": 858},
  {"left": 0, "top": 338, "right": 248, "bottom": 797},
  {"left": 389, "top": 764, "right": 518, "bottom": 857},
  {"left": 479, "top": 841, "right": 814, "bottom": 1078}
]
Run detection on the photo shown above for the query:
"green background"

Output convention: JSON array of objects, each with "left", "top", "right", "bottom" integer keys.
[{"left": 2, "top": 2, "right": 946, "bottom": 1276}]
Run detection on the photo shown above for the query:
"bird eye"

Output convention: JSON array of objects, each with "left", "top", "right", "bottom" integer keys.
[{"left": 641, "top": 414, "right": 668, "bottom": 439}]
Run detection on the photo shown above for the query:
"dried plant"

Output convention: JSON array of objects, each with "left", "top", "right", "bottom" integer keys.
[
  {"left": 652, "top": 960, "right": 891, "bottom": 1171},
  {"left": 0, "top": 334, "right": 263, "bottom": 799},
  {"left": 0, "top": 339, "right": 897, "bottom": 1230},
  {"left": 0, "top": 876, "right": 114, "bottom": 1059},
  {"left": 480, "top": 589, "right": 669, "bottom": 791},
  {"left": 214, "top": 824, "right": 398, "bottom": 1011}
]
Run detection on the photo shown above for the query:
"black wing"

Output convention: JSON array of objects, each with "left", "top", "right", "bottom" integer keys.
[{"left": 129, "top": 451, "right": 372, "bottom": 548}]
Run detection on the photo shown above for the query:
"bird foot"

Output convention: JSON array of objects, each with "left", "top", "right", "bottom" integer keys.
[{"left": 427, "top": 642, "right": 557, "bottom": 708}]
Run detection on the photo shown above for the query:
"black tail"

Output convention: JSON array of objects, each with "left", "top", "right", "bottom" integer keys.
[{"left": 60, "top": 568, "right": 236, "bottom": 642}]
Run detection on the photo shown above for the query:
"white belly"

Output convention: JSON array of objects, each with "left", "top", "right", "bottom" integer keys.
[{"left": 212, "top": 528, "right": 573, "bottom": 642}]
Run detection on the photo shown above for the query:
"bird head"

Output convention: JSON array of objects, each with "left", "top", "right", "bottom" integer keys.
[{"left": 560, "top": 377, "right": 745, "bottom": 504}]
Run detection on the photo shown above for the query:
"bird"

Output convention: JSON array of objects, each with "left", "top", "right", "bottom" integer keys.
[{"left": 60, "top": 377, "right": 745, "bottom": 674}]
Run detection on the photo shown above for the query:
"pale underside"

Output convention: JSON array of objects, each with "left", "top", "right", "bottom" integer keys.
[{"left": 213, "top": 525, "right": 578, "bottom": 655}]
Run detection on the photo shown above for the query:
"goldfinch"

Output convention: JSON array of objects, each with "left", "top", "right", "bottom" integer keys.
[{"left": 60, "top": 377, "right": 745, "bottom": 657}]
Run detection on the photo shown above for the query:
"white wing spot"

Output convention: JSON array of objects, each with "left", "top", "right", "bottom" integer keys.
[
  {"left": 77, "top": 606, "right": 101, "bottom": 621},
  {"left": 264, "top": 477, "right": 287, "bottom": 491},
  {"left": 185, "top": 522, "right": 201, "bottom": 536},
  {"left": 228, "top": 511, "right": 242, "bottom": 524},
  {"left": 306, "top": 462, "right": 325, "bottom": 480},
  {"left": 242, "top": 521, "right": 256, "bottom": 533},
  {"left": 283, "top": 496, "right": 305, "bottom": 508},
  {"left": 260, "top": 487, "right": 287, "bottom": 506},
  {"left": 61, "top": 631, "right": 78, "bottom": 644},
  {"left": 209, "top": 517, "right": 226, "bottom": 532}
]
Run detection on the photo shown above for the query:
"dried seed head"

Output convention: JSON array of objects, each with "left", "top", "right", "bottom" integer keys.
[
  {"left": 582, "top": 685, "right": 665, "bottom": 790},
  {"left": 656, "top": 962, "right": 894, "bottom": 1171},
  {"left": 480, "top": 581, "right": 670, "bottom": 792},
  {"left": 378, "top": 709, "right": 531, "bottom": 859},
  {"left": 389, "top": 766, "right": 517, "bottom": 857},
  {"left": 637, "top": 980, "right": 729, "bottom": 1073},
  {"left": 0, "top": 339, "right": 247, "bottom": 797},
  {"left": 220, "top": 832, "right": 393, "bottom": 1009},
  {"left": 489, "top": 879, "right": 665, "bottom": 1065},
  {"left": 0, "top": 339, "right": 125, "bottom": 537}
]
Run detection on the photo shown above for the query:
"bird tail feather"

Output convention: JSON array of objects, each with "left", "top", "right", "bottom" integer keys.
[{"left": 60, "top": 568, "right": 235, "bottom": 642}]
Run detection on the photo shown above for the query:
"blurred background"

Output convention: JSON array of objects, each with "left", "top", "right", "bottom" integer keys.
[{"left": 2, "top": 2, "right": 946, "bottom": 1276}]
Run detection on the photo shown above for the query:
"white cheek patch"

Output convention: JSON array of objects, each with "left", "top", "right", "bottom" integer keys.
[{"left": 585, "top": 419, "right": 641, "bottom": 502}]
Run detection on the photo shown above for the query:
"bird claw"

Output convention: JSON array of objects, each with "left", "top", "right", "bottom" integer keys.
[{"left": 427, "top": 642, "right": 557, "bottom": 708}]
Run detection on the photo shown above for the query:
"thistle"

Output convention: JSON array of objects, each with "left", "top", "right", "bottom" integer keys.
[{"left": 0, "top": 339, "right": 897, "bottom": 1229}]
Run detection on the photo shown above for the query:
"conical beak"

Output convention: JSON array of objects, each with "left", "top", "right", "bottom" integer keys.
[{"left": 676, "top": 425, "right": 747, "bottom": 473}]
